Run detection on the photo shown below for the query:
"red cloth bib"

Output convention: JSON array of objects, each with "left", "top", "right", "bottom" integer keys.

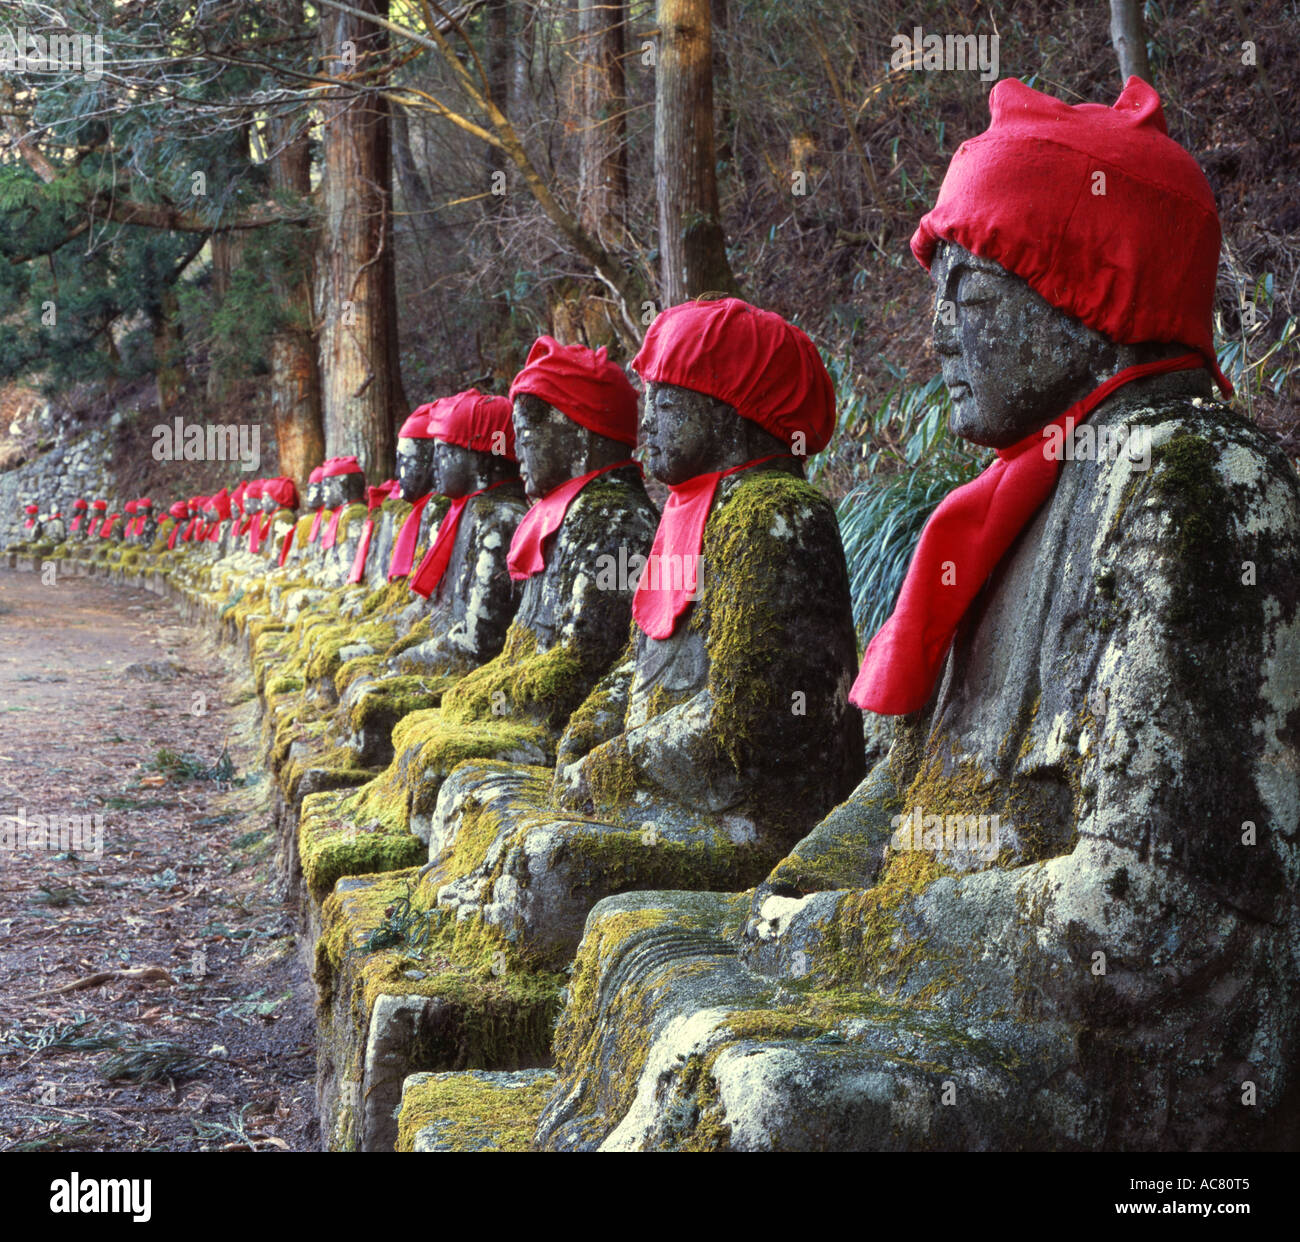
[
  {"left": 247, "top": 514, "right": 262, "bottom": 554},
  {"left": 632, "top": 454, "right": 791, "bottom": 639},
  {"left": 409, "top": 480, "right": 513, "bottom": 598},
  {"left": 850, "top": 353, "right": 1207, "bottom": 715},
  {"left": 167, "top": 522, "right": 181, "bottom": 551},
  {"left": 347, "top": 519, "right": 375, "bottom": 584},
  {"left": 388, "top": 492, "right": 434, "bottom": 580},
  {"left": 279, "top": 525, "right": 296, "bottom": 568},
  {"left": 321, "top": 505, "right": 347, "bottom": 550},
  {"left": 507, "top": 460, "right": 637, "bottom": 581},
  {"left": 70, "top": 515, "right": 83, "bottom": 533},
  {"left": 307, "top": 507, "right": 324, "bottom": 543}
]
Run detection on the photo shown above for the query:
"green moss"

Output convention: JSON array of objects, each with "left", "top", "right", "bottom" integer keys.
[
  {"left": 395, "top": 1071, "right": 556, "bottom": 1152},
  {"left": 443, "top": 624, "right": 585, "bottom": 730},
  {"left": 299, "top": 789, "right": 426, "bottom": 901},
  {"left": 346, "top": 674, "right": 452, "bottom": 734},
  {"left": 584, "top": 736, "right": 638, "bottom": 812}
]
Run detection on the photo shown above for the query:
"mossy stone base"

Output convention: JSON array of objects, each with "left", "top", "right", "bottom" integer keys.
[{"left": 397, "top": 1069, "right": 556, "bottom": 1152}]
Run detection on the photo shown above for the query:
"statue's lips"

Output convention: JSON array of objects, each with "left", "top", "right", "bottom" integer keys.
[{"left": 946, "top": 379, "right": 971, "bottom": 401}]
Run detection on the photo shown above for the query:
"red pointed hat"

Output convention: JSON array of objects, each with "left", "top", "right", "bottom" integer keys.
[
  {"left": 509, "top": 337, "right": 638, "bottom": 446},
  {"left": 633, "top": 298, "right": 836, "bottom": 454},
  {"left": 322, "top": 456, "right": 363, "bottom": 477},
  {"left": 427, "top": 389, "right": 517, "bottom": 460},
  {"left": 262, "top": 476, "right": 299, "bottom": 509},
  {"left": 911, "top": 76, "right": 1231, "bottom": 394}
]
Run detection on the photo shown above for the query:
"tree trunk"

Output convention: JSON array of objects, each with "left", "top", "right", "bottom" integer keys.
[
  {"left": 153, "top": 285, "right": 185, "bottom": 415},
  {"left": 266, "top": 6, "right": 325, "bottom": 487},
  {"left": 654, "top": 0, "right": 740, "bottom": 307},
  {"left": 579, "top": 0, "right": 628, "bottom": 247},
  {"left": 1108, "top": 0, "right": 1152, "bottom": 84},
  {"left": 316, "top": 0, "right": 406, "bottom": 479}
]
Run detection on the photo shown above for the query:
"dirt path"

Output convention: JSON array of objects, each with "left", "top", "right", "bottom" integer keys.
[{"left": 0, "top": 565, "right": 315, "bottom": 1152}]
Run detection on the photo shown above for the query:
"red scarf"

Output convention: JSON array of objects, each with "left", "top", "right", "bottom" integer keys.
[
  {"left": 850, "top": 353, "right": 1207, "bottom": 715},
  {"left": 307, "top": 507, "right": 325, "bottom": 543},
  {"left": 87, "top": 517, "right": 103, "bottom": 538},
  {"left": 321, "top": 505, "right": 348, "bottom": 550},
  {"left": 632, "top": 454, "right": 791, "bottom": 639},
  {"left": 70, "top": 515, "right": 83, "bottom": 533},
  {"left": 208, "top": 519, "right": 222, "bottom": 543},
  {"left": 100, "top": 515, "right": 119, "bottom": 539},
  {"left": 388, "top": 493, "right": 434, "bottom": 580},
  {"left": 347, "top": 520, "right": 375, "bottom": 584},
  {"left": 409, "top": 480, "right": 513, "bottom": 598},
  {"left": 167, "top": 522, "right": 181, "bottom": 551},
  {"left": 507, "top": 460, "right": 637, "bottom": 581},
  {"left": 279, "top": 525, "right": 296, "bottom": 568},
  {"left": 247, "top": 515, "right": 262, "bottom": 554}
]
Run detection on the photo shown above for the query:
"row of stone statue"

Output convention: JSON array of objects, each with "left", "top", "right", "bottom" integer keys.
[{"left": 28, "top": 75, "right": 1300, "bottom": 1151}]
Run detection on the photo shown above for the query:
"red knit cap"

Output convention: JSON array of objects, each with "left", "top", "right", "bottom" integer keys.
[
  {"left": 322, "top": 456, "right": 363, "bottom": 477},
  {"left": 209, "top": 487, "right": 232, "bottom": 520},
  {"left": 189, "top": 495, "right": 207, "bottom": 514},
  {"left": 138, "top": 498, "right": 152, "bottom": 510},
  {"left": 308, "top": 465, "right": 325, "bottom": 484},
  {"left": 91, "top": 499, "right": 107, "bottom": 511},
  {"left": 24, "top": 504, "right": 38, "bottom": 514},
  {"left": 632, "top": 298, "right": 836, "bottom": 455},
  {"left": 912, "top": 77, "right": 1231, "bottom": 394},
  {"left": 168, "top": 501, "right": 188, "bottom": 520},
  {"left": 262, "top": 477, "right": 299, "bottom": 509},
  {"left": 72, "top": 499, "right": 88, "bottom": 511},
  {"left": 124, "top": 501, "right": 138, "bottom": 515},
  {"left": 427, "top": 389, "right": 517, "bottom": 460},
  {"left": 398, "top": 405, "right": 436, "bottom": 439},
  {"left": 509, "top": 337, "right": 638, "bottom": 446}
]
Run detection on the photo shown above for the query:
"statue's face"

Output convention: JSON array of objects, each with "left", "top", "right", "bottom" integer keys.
[
  {"left": 321, "top": 473, "right": 363, "bottom": 508},
  {"left": 931, "top": 241, "right": 1119, "bottom": 448},
  {"left": 513, "top": 394, "right": 585, "bottom": 502},
  {"left": 434, "top": 441, "right": 480, "bottom": 498},
  {"left": 397, "top": 436, "right": 436, "bottom": 501},
  {"left": 261, "top": 493, "right": 279, "bottom": 513},
  {"left": 640, "top": 382, "right": 738, "bottom": 485},
  {"left": 306, "top": 480, "right": 323, "bottom": 509}
]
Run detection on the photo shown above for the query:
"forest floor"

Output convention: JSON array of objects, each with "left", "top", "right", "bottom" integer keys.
[{"left": 0, "top": 565, "right": 315, "bottom": 1152}]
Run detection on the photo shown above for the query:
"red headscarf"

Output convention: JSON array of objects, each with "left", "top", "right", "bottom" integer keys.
[
  {"left": 262, "top": 477, "right": 299, "bottom": 511},
  {"left": 911, "top": 77, "right": 1231, "bottom": 396},
  {"left": 851, "top": 79, "right": 1227, "bottom": 716},
  {"left": 322, "top": 456, "right": 363, "bottom": 478},
  {"left": 629, "top": 299, "right": 835, "bottom": 637},
  {"left": 70, "top": 498, "right": 88, "bottom": 533},
  {"left": 509, "top": 337, "right": 638, "bottom": 446},
  {"left": 166, "top": 500, "right": 188, "bottom": 550},
  {"left": 23, "top": 503, "right": 38, "bottom": 529},
  {"left": 632, "top": 298, "right": 836, "bottom": 455},
  {"left": 399, "top": 406, "right": 436, "bottom": 439},
  {"left": 427, "top": 390, "right": 518, "bottom": 460}
]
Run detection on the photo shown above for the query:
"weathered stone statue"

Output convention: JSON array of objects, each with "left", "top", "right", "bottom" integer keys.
[
  {"left": 41, "top": 506, "right": 66, "bottom": 543},
  {"left": 134, "top": 498, "right": 157, "bottom": 546},
  {"left": 424, "top": 298, "right": 864, "bottom": 965},
  {"left": 536, "top": 79, "right": 1300, "bottom": 1152},
  {"left": 86, "top": 499, "right": 107, "bottom": 539},
  {"left": 303, "top": 339, "right": 657, "bottom": 894},
  {"left": 68, "top": 498, "right": 89, "bottom": 537},
  {"left": 339, "top": 390, "right": 528, "bottom": 766}
]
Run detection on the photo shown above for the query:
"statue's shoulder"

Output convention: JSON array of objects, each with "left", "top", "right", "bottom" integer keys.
[
  {"left": 1113, "top": 396, "right": 1300, "bottom": 539},
  {"left": 566, "top": 468, "right": 657, "bottom": 535},
  {"left": 710, "top": 469, "right": 838, "bottom": 548}
]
